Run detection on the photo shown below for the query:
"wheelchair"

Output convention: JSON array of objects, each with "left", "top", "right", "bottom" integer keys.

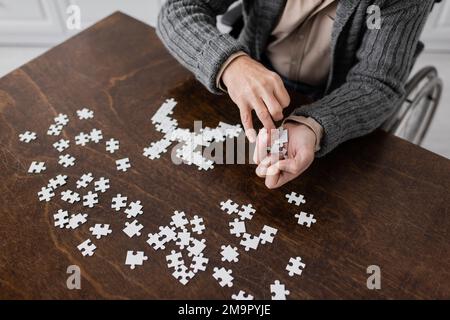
[{"left": 220, "top": 1, "right": 443, "bottom": 146}]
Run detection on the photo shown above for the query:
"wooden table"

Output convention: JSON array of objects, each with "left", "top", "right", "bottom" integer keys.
[{"left": 0, "top": 12, "right": 449, "bottom": 300}]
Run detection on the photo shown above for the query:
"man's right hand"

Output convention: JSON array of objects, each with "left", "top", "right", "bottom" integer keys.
[{"left": 222, "top": 55, "right": 291, "bottom": 143}]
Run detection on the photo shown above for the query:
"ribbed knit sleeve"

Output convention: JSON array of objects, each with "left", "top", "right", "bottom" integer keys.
[
  {"left": 156, "top": 0, "right": 249, "bottom": 94},
  {"left": 292, "top": 0, "right": 434, "bottom": 157}
]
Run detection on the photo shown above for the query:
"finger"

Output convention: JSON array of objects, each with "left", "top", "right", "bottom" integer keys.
[
  {"left": 239, "top": 106, "right": 256, "bottom": 143},
  {"left": 255, "top": 155, "right": 272, "bottom": 177},
  {"left": 273, "top": 79, "right": 291, "bottom": 108},
  {"left": 262, "top": 93, "right": 283, "bottom": 121},
  {"left": 275, "top": 158, "right": 301, "bottom": 175},
  {"left": 266, "top": 170, "right": 297, "bottom": 189},
  {"left": 252, "top": 98, "right": 276, "bottom": 130},
  {"left": 265, "top": 164, "right": 282, "bottom": 189},
  {"left": 253, "top": 128, "right": 269, "bottom": 164}
]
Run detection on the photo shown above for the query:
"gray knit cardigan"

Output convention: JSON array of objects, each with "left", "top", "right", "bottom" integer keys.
[{"left": 157, "top": 0, "right": 434, "bottom": 156}]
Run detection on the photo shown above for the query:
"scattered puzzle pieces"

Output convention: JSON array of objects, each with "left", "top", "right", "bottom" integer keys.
[
  {"left": 77, "top": 108, "right": 94, "bottom": 120},
  {"left": 270, "top": 280, "right": 290, "bottom": 300},
  {"left": 53, "top": 139, "right": 70, "bottom": 152},
  {"left": 125, "top": 250, "right": 148, "bottom": 269},
  {"left": 295, "top": 211, "right": 316, "bottom": 228},
  {"left": 76, "top": 173, "right": 94, "bottom": 189},
  {"left": 111, "top": 194, "right": 127, "bottom": 211},
  {"left": 123, "top": 220, "right": 144, "bottom": 238},
  {"left": 213, "top": 267, "right": 234, "bottom": 287},
  {"left": 220, "top": 245, "right": 239, "bottom": 263},
  {"left": 116, "top": 157, "right": 131, "bottom": 172},
  {"left": 19, "top": 131, "right": 37, "bottom": 143},
  {"left": 28, "top": 161, "right": 46, "bottom": 174},
  {"left": 286, "top": 256, "right": 306, "bottom": 277},
  {"left": 220, "top": 199, "right": 239, "bottom": 214},
  {"left": 106, "top": 138, "right": 119, "bottom": 153},
  {"left": 83, "top": 191, "right": 98, "bottom": 208},
  {"left": 285, "top": 192, "right": 306, "bottom": 206},
  {"left": 232, "top": 290, "right": 254, "bottom": 300},
  {"left": 90, "top": 223, "right": 112, "bottom": 239},
  {"left": 58, "top": 154, "right": 76, "bottom": 167},
  {"left": 77, "top": 239, "right": 96, "bottom": 257}
]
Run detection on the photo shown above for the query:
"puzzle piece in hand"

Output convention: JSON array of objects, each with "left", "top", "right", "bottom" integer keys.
[
  {"left": 38, "top": 186, "right": 55, "bottom": 202},
  {"left": 94, "top": 177, "right": 110, "bottom": 193},
  {"left": 269, "top": 127, "right": 288, "bottom": 156},
  {"left": 76, "top": 173, "right": 94, "bottom": 189},
  {"left": 77, "top": 108, "right": 94, "bottom": 120},
  {"left": 75, "top": 132, "right": 90, "bottom": 146},
  {"left": 111, "top": 193, "right": 127, "bottom": 211},
  {"left": 170, "top": 210, "right": 189, "bottom": 229},
  {"left": 116, "top": 157, "right": 131, "bottom": 172},
  {"left": 259, "top": 225, "right": 278, "bottom": 244},
  {"left": 47, "top": 124, "right": 63, "bottom": 136},
  {"left": 28, "top": 161, "right": 46, "bottom": 174},
  {"left": 77, "top": 239, "right": 96, "bottom": 257},
  {"left": 53, "top": 209, "right": 69, "bottom": 228},
  {"left": 190, "top": 215, "right": 205, "bottom": 234},
  {"left": 66, "top": 213, "right": 88, "bottom": 229},
  {"left": 220, "top": 199, "right": 239, "bottom": 215},
  {"left": 232, "top": 290, "right": 254, "bottom": 300},
  {"left": 187, "top": 238, "right": 206, "bottom": 257},
  {"left": 190, "top": 254, "right": 209, "bottom": 273},
  {"left": 106, "top": 138, "right": 119, "bottom": 153},
  {"left": 90, "top": 223, "right": 112, "bottom": 239},
  {"left": 220, "top": 245, "right": 239, "bottom": 263},
  {"left": 89, "top": 128, "right": 103, "bottom": 143},
  {"left": 286, "top": 256, "right": 306, "bottom": 277},
  {"left": 125, "top": 250, "right": 148, "bottom": 269},
  {"left": 229, "top": 218, "right": 246, "bottom": 237},
  {"left": 48, "top": 174, "right": 68, "bottom": 190},
  {"left": 270, "top": 280, "right": 290, "bottom": 300},
  {"left": 172, "top": 265, "right": 195, "bottom": 285},
  {"left": 58, "top": 154, "right": 76, "bottom": 167},
  {"left": 83, "top": 191, "right": 98, "bottom": 208},
  {"left": 124, "top": 200, "right": 143, "bottom": 218},
  {"left": 213, "top": 267, "right": 234, "bottom": 287},
  {"left": 295, "top": 211, "right": 316, "bottom": 227},
  {"left": 240, "top": 233, "right": 260, "bottom": 251},
  {"left": 53, "top": 139, "right": 70, "bottom": 152},
  {"left": 166, "top": 250, "right": 184, "bottom": 269},
  {"left": 19, "top": 131, "right": 37, "bottom": 143},
  {"left": 285, "top": 192, "right": 306, "bottom": 206},
  {"left": 123, "top": 220, "right": 143, "bottom": 238},
  {"left": 54, "top": 113, "right": 69, "bottom": 126},
  {"left": 175, "top": 231, "right": 191, "bottom": 249},
  {"left": 61, "top": 189, "right": 81, "bottom": 204},
  {"left": 147, "top": 232, "right": 166, "bottom": 250},
  {"left": 238, "top": 204, "right": 255, "bottom": 221}
]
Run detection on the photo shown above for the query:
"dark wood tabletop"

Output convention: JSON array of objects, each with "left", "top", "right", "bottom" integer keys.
[{"left": 0, "top": 12, "right": 449, "bottom": 300}]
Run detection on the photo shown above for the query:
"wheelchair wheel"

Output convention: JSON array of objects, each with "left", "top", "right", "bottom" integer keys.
[{"left": 385, "top": 67, "right": 442, "bottom": 146}]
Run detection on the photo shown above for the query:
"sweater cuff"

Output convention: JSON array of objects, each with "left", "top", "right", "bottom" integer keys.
[
  {"left": 290, "top": 102, "right": 342, "bottom": 157},
  {"left": 216, "top": 51, "right": 248, "bottom": 92},
  {"left": 197, "top": 33, "right": 249, "bottom": 94},
  {"left": 284, "top": 115, "right": 324, "bottom": 152}
]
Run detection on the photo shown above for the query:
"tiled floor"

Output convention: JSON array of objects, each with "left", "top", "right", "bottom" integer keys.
[{"left": 0, "top": 48, "right": 449, "bottom": 158}]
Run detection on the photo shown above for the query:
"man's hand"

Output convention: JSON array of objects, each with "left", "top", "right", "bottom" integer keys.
[
  {"left": 254, "top": 122, "right": 316, "bottom": 189},
  {"left": 222, "top": 55, "right": 291, "bottom": 142}
]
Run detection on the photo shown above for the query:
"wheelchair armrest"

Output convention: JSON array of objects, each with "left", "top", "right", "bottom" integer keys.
[{"left": 221, "top": 3, "right": 243, "bottom": 26}]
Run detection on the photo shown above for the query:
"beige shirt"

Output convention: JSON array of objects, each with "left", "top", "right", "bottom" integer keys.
[
  {"left": 267, "top": 0, "right": 337, "bottom": 86},
  {"left": 217, "top": 0, "right": 337, "bottom": 151}
]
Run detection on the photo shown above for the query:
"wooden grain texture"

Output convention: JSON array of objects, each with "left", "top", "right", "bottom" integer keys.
[{"left": 0, "top": 12, "right": 449, "bottom": 300}]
